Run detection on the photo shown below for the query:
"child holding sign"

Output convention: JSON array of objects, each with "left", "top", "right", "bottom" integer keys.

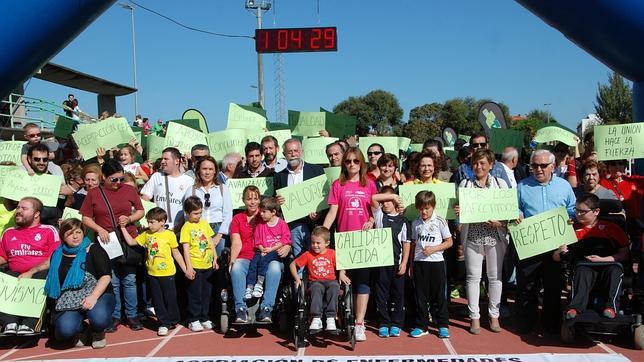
[
  {"left": 410, "top": 190, "right": 452, "bottom": 339},
  {"left": 120, "top": 207, "right": 188, "bottom": 336},
  {"left": 371, "top": 186, "right": 410, "bottom": 338}
]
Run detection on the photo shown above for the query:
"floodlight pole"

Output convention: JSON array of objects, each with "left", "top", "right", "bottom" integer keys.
[
  {"left": 120, "top": 3, "right": 138, "bottom": 117},
  {"left": 246, "top": 1, "right": 271, "bottom": 109}
]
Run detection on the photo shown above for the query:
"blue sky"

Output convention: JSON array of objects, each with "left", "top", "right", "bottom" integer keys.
[{"left": 28, "top": 0, "right": 615, "bottom": 131}]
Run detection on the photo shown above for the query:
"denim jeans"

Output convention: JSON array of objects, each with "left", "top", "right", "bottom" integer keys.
[
  {"left": 53, "top": 293, "right": 115, "bottom": 341},
  {"left": 111, "top": 264, "right": 138, "bottom": 319},
  {"left": 231, "top": 258, "right": 283, "bottom": 312},
  {"left": 246, "top": 250, "right": 279, "bottom": 286},
  {"left": 290, "top": 223, "right": 310, "bottom": 258}
]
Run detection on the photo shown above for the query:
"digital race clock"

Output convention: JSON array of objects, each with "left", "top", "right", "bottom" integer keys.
[{"left": 255, "top": 27, "right": 337, "bottom": 53}]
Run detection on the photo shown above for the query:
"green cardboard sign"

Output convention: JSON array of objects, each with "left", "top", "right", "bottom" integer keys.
[
  {"left": 247, "top": 129, "right": 292, "bottom": 149},
  {"left": 409, "top": 143, "right": 424, "bottom": 153},
  {"left": 206, "top": 129, "right": 247, "bottom": 161},
  {"left": 0, "top": 141, "right": 26, "bottom": 165},
  {"left": 227, "top": 103, "right": 267, "bottom": 131},
  {"left": 458, "top": 188, "right": 519, "bottom": 223},
  {"left": 62, "top": 207, "right": 82, "bottom": 221},
  {"left": 164, "top": 122, "right": 207, "bottom": 155},
  {"left": 323, "top": 110, "right": 357, "bottom": 138},
  {"left": 0, "top": 273, "right": 46, "bottom": 318},
  {"left": 0, "top": 166, "right": 19, "bottom": 187},
  {"left": 137, "top": 199, "right": 158, "bottom": 228},
  {"left": 169, "top": 119, "right": 201, "bottom": 132},
  {"left": 227, "top": 177, "right": 274, "bottom": 210},
  {"left": 147, "top": 134, "right": 166, "bottom": 162},
  {"left": 398, "top": 183, "right": 457, "bottom": 220},
  {"left": 490, "top": 128, "right": 525, "bottom": 154},
  {"left": 302, "top": 137, "right": 338, "bottom": 165},
  {"left": 593, "top": 123, "right": 644, "bottom": 161},
  {"left": 53, "top": 115, "right": 75, "bottom": 139},
  {"left": 508, "top": 207, "right": 577, "bottom": 260},
  {"left": 398, "top": 137, "right": 411, "bottom": 153},
  {"left": 276, "top": 174, "right": 329, "bottom": 222},
  {"left": 288, "top": 111, "right": 326, "bottom": 137},
  {"left": 0, "top": 168, "right": 61, "bottom": 207},
  {"left": 335, "top": 228, "right": 394, "bottom": 270},
  {"left": 444, "top": 149, "right": 459, "bottom": 169},
  {"left": 534, "top": 126, "right": 580, "bottom": 146},
  {"left": 324, "top": 167, "right": 341, "bottom": 185},
  {"left": 458, "top": 134, "right": 470, "bottom": 142},
  {"left": 72, "top": 117, "right": 135, "bottom": 159},
  {"left": 359, "top": 137, "right": 399, "bottom": 157}
]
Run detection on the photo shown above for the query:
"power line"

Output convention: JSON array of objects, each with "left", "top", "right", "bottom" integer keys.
[{"left": 128, "top": 0, "right": 254, "bottom": 39}]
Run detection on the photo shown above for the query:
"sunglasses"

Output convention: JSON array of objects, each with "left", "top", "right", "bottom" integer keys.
[
  {"left": 27, "top": 133, "right": 41, "bottom": 138},
  {"left": 367, "top": 151, "right": 382, "bottom": 156},
  {"left": 32, "top": 157, "right": 48, "bottom": 162},
  {"left": 530, "top": 163, "right": 551, "bottom": 170},
  {"left": 110, "top": 177, "right": 125, "bottom": 183},
  {"left": 204, "top": 193, "right": 211, "bottom": 208},
  {"left": 471, "top": 142, "right": 487, "bottom": 148},
  {"left": 344, "top": 159, "right": 360, "bottom": 165}
]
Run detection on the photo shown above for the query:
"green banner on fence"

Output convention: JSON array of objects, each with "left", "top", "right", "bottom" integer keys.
[
  {"left": 398, "top": 183, "right": 457, "bottom": 220},
  {"left": 335, "top": 228, "right": 394, "bottom": 270},
  {"left": 0, "top": 168, "right": 61, "bottom": 207},
  {"left": 508, "top": 207, "right": 577, "bottom": 260},
  {"left": 593, "top": 123, "right": 644, "bottom": 161},
  {"left": 72, "top": 117, "right": 135, "bottom": 159},
  {"left": 206, "top": 129, "right": 248, "bottom": 161},
  {"left": 0, "top": 141, "right": 26, "bottom": 165},
  {"left": 276, "top": 174, "right": 329, "bottom": 222},
  {"left": 0, "top": 272, "right": 47, "bottom": 318},
  {"left": 302, "top": 137, "right": 338, "bottom": 165},
  {"left": 458, "top": 188, "right": 519, "bottom": 224},
  {"left": 227, "top": 177, "right": 274, "bottom": 210}
]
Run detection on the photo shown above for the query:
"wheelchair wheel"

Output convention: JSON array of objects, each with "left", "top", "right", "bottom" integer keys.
[
  {"left": 561, "top": 322, "right": 576, "bottom": 344},
  {"left": 293, "top": 283, "right": 308, "bottom": 349},
  {"left": 343, "top": 284, "right": 356, "bottom": 351},
  {"left": 634, "top": 325, "right": 644, "bottom": 350}
]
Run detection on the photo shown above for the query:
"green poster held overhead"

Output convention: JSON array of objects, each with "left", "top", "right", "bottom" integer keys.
[
  {"left": 335, "top": 228, "right": 394, "bottom": 270},
  {"left": 302, "top": 137, "right": 338, "bottom": 165},
  {"left": 323, "top": 110, "right": 357, "bottom": 138},
  {"left": 458, "top": 188, "right": 519, "bottom": 224},
  {"left": 276, "top": 174, "right": 329, "bottom": 223},
  {"left": 206, "top": 128, "right": 248, "bottom": 161},
  {"left": 169, "top": 119, "right": 201, "bottom": 132},
  {"left": 398, "top": 137, "right": 411, "bottom": 153},
  {"left": 227, "top": 177, "right": 274, "bottom": 210},
  {"left": 53, "top": 115, "right": 75, "bottom": 139},
  {"left": 62, "top": 207, "right": 82, "bottom": 221},
  {"left": 288, "top": 111, "right": 326, "bottom": 137},
  {"left": 0, "top": 168, "right": 61, "bottom": 207},
  {"left": 164, "top": 122, "right": 207, "bottom": 155},
  {"left": 247, "top": 129, "right": 292, "bottom": 149},
  {"left": 0, "top": 273, "right": 47, "bottom": 318},
  {"left": 593, "top": 123, "right": 644, "bottom": 161},
  {"left": 324, "top": 166, "right": 341, "bottom": 185},
  {"left": 0, "top": 141, "right": 26, "bottom": 165},
  {"left": 227, "top": 103, "right": 267, "bottom": 131},
  {"left": 72, "top": 117, "right": 136, "bottom": 159},
  {"left": 534, "top": 125, "right": 580, "bottom": 146},
  {"left": 147, "top": 134, "right": 166, "bottom": 162},
  {"left": 489, "top": 128, "right": 525, "bottom": 154},
  {"left": 359, "top": 137, "right": 399, "bottom": 157},
  {"left": 508, "top": 207, "right": 577, "bottom": 260},
  {"left": 410, "top": 144, "right": 424, "bottom": 153},
  {"left": 398, "top": 183, "right": 457, "bottom": 220}
]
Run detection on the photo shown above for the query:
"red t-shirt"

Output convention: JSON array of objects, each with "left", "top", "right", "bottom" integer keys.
[
  {"left": 572, "top": 220, "right": 629, "bottom": 259},
  {"left": 229, "top": 212, "right": 261, "bottom": 260},
  {"left": 600, "top": 178, "right": 642, "bottom": 219},
  {"left": 294, "top": 249, "right": 336, "bottom": 281},
  {"left": 0, "top": 224, "right": 60, "bottom": 273},
  {"left": 80, "top": 185, "right": 143, "bottom": 237}
]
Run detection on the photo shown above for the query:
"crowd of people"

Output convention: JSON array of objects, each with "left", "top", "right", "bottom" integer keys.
[{"left": 0, "top": 117, "right": 641, "bottom": 351}]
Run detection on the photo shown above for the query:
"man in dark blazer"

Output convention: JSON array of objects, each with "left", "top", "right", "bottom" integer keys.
[{"left": 274, "top": 138, "right": 324, "bottom": 257}]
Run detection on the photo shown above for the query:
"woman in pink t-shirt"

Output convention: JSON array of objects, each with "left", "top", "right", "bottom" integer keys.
[{"left": 323, "top": 146, "right": 377, "bottom": 342}]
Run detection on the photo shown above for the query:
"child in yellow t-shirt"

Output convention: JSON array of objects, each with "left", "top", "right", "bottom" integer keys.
[
  {"left": 180, "top": 196, "right": 219, "bottom": 332},
  {"left": 121, "top": 207, "right": 187, "bottom": 336}
]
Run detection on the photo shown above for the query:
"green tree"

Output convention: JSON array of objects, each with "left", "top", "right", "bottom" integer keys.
[
  {"left": 333, "top": 90, "right": 403, "bottom": 136},
  {"left": 594, "top": 71, "right": 632, "bottom": 124},
  {"left": 402, "top": 119, "right": 441, "bottom": 143},
  {"left": 526, "top": 109, "right": 557, "bottom": 124},
  {"left": 409, "top": 103, "right": 443, "bottom": 123}
]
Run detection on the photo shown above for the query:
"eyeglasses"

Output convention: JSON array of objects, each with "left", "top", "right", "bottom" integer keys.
[
  {"left": 344, "top": 159, "right": 360, "bottom": 165},
  {"left": 204, "top": 193, "right": 211, "bottom": 208},
  {"left": 27, "top": 133, "right": 41, "bottom": 138},
  {"left": 367, "top": 151, "right": 382, "bottom": 156},
  {"left": 575, "top": 208, "right": 594, "bottom": 216},
  {"left": 471, "top": 142, "right": 487, "bottom": 148},
  {"left": 32, "top": 157, "right": 48, "bottom": 162},
  {"left": 530, "top": 163, "right": 551, "bottom": 169},
  {"left": 110, "top": 177, "right": 125, "bottom": 183}
]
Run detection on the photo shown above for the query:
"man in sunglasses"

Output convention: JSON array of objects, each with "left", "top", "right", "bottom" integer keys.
[
  {"left": 453, "top": 133, "right": 506, "bottom": 185},
  {"left": 515, "top": 149, "right": 576, "bottom": 334},
  {"left": 22, "top": 143, "right": 67, "bottom": 225}
]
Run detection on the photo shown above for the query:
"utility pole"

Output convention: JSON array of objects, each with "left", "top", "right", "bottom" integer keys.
[
  {"left": 245, "top": 0, "right": 272, "bottom": 109},
  {"left": 120, "top": 3, "right": 138, "bottom": 117},
  {"left": 544, "top": 103, "right": 552, "bottom": 124}
]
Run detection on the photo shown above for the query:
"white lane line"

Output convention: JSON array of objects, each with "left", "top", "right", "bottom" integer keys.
[
  {"left": 146, "top": 325, "right": 183, "bottom": 357},
  {"left": 297, "top": 346, "right": 306, "bottom": 356},
  {"left": 442, "top": 337, "right": 457, "bottom": 355},
  {"left": 0, "top": 341, "right": 24, "bottom": 361},
  {"left": 595, "top": 340, "right": 618, "bottom": 355}
]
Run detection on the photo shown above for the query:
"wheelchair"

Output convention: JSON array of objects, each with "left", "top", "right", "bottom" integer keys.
[
  {"left": 292, "top": 277, "right": 356, "bottom": 351},
  {"left": 218, "top": 247, "right": 294, "bottom": 334}
]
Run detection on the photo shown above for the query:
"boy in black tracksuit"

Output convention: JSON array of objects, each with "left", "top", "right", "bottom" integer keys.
[{"left": 371, "top": 186, "right": 410, "bottom": 338}]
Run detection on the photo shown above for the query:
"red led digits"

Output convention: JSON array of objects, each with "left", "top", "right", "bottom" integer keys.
[
  {"left": 255, "top": 27, "right": 337, "bottom": 53},
  {"left": 277, "top": 29, "right": 288, "bottom": 50},
  {"left": 290, "top": 29, "right": 302, "bottom": 49},
  {"left": 310, "top": 28, "right": 322, "bottom": 49},
  {"left": 323, "top": 28, "right": 335, "bottom": 49}
]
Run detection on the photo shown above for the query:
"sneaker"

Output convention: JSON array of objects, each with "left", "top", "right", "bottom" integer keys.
[
  {"left": 389, "top": 326, "right": 401, "bottom": 337},
  {"left": 157, "top": 326, "right": 169, "bottom": 336},
  {"left": 438, "top": 327, "right": 450, "bottom": 338},
  {"left": 257, "top": 307, "right": 272, "bottom": 323},
  {"left": 146, "top": 307, "right": 156, "bottom": 316},
  {"left": 410, "top": 328, "right": 428, "bottom": 338},
  {"left": 450, "top": 288, "right": 460, "bottom": 299},
  {"left": 565, "top": 309, "right": 578, "bottom": 320},
  {"left": 201, "top": 320, "right": 213, "bottom": 330},
  {"left": 235, "top": 309, "right": 248, "bottom": 323},
  {"left": 105, "top": 318, "right": 120, "bottom": 333},
  {"left": 189, "top": 321, "right": 204, "bottom": 332},
  {"left": 16, "top": 325, "right": 35, "bottom": 335},
  {"left": 127, "top": 318, "right": 143, "bottom": 331},
  {"left": 354, "top": 323, "right": 366, "bottom": 341},
  {"left": 3, "top": 323, "right": 18, "bottom": 335},
  {"left": 91, "top": 332, "right": 106, "bottom": 349},
  {"left": 325, "top": 317, "right": 336, "bottom": 332},
  {"left": 243, "top": 286, "right": 253, "bottom": 301},
  {"left": 378, "top": 326, "right": 389, "bottom": 338},
  {"left": 309, "top": 317, "right": 323, "bottom": 331},
  {"left": 252, "top": 283, "right": 264, "bottom": 298},
  {"left": 603, "top": 307, "right": 616, "bottom": 319}
]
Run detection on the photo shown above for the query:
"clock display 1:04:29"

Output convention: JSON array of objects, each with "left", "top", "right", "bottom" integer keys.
[{"left": 255, "top": 27, "right": 337, "bottom": 53}]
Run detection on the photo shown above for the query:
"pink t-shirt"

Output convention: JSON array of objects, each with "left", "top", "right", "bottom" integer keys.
[
  {"left": 253, "top": 218, "right": 291, "bottom": 250},
  {"left": 0, "top": 224, "right": 60, "bottom": 273},
  {"left": 327, "top": 179, "right": 377, "bottom": 232}
]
